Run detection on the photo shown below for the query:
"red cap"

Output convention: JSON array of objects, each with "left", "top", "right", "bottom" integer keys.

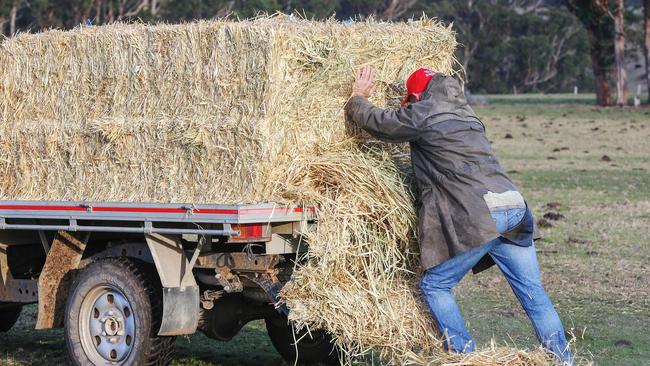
[{"left": 401, "top": 68, "right": 436, "bottom": 106}]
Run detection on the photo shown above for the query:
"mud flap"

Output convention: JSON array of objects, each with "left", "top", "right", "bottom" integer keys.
[
  {"left": 247, "top": 274, "right": 289, "bottom": 316},
  {"left": 159, "top": 286, "right": 200, "bottom": 336},
  {"left": 36, "top": 231, "right": 88, "bottom": 329},
  {"left": 145, "top": 233, "right": 199, "bottom": 336}
]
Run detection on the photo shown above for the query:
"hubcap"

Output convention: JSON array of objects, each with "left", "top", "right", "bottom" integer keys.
[{"left": 79, "top": 285, "right": 136, "bottom": 365}]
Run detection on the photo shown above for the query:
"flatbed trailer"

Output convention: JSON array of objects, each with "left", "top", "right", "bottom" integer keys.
[{"left": 0, "top": 200, "right": 339, "bottom": 365}]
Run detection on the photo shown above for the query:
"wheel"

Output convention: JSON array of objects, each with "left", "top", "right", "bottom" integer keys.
[
  {"left": 64, "top": 257, "right": 175, "bottom": 366},
  {"left": 265, "top": 316, "right": 340, "bottom": 365},
  {"left": 0, "top": 304, "right": 22, "bottom": 332}
]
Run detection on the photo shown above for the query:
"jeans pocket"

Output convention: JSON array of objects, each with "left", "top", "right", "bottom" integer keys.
[
  {"left": 506, "top": 207, "right": 527, "bottom": 232},
  {"left": 490, "top": 210, "right": 509, "bottom": 234}
]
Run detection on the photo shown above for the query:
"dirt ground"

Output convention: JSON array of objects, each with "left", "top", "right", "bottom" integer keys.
[{"left": 1, "top": 94, "right": 648, "bottom": 365}]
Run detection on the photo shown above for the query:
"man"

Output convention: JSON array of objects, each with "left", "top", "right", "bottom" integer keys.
[{"left": 345, "top": 66, "right": 573, "bottom": 364}]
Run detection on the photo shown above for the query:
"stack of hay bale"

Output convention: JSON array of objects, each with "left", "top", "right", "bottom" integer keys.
[{"left": 0, "top": 15, "right": 552, "bottom": 365}]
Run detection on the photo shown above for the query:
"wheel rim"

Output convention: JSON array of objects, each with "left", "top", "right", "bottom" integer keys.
[{"left": 79, "top": 284, "right": 136, "bottom": 365}]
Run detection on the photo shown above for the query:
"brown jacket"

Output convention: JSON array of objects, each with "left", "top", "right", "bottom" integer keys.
[{"left": 345, "top": 74, "right": 534, "bottom": 271}]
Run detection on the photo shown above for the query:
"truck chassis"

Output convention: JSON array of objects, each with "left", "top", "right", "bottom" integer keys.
[{"left": 0, "top": 200, "right": 338, "bottom": 365}]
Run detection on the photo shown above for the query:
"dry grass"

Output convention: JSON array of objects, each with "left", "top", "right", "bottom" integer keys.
[{"left": 0, "top": 15, "right": 562, "bottom": 365}]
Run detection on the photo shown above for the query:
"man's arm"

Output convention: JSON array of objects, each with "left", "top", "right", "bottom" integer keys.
[
  {"left": 346, "top": 96, "right": 423, "bottom": 143},
  {"left": 346, "top": 65, "right": 423, "bottom": 143}
]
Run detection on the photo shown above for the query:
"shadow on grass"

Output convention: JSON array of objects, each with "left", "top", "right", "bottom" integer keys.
[{"left": 0, "top": 306, "right": 283, "bottom": 366}]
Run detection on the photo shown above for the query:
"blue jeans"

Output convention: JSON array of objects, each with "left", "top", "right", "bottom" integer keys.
[{"left": 420, "top": 208, "right": 573, "bottom": 364}]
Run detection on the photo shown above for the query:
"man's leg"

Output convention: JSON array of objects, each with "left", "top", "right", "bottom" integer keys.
[
  {"left": 488, "top": 241, "right": 573, "bottom": 364},
  {"left": 420, "top": 240, "right": 497, "bottom": 353}
]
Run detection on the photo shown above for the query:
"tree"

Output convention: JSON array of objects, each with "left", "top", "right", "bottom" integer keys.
[
  {"left": 9, "top": 2, "right": 18, "bottom": 35},
  {"left": 0, "top": 0, "right": 617, "bottom": 98},
  {"left": 332, "top": 0, "right": 417, "bottom": 20},
  {"left": 643, "top": 0, "right": 650, "bottom": 103},
  {"left": 614, "top": 0, "right": 627, "bottom": 105},
  {"left": 405, "top": 1, "right": 591, "bottom": 94},
  {"left": 161, "top": 0, "right": 283, "bottom": 21},
  {"left": 380, "top": 0, "right": 418, "bottom": 20},
  {"left": 0, "top": 0, "right": 22, "bottom": 37},
  {"left": 28, "top": 0, "right": 155, "bottom": 29},
  {"left": 0, "top": 8, "right": 6, "bottom": 37},
  {"left": 434, "top": 1, "right": 494, "bottom": 80},
  {"left": 565, "top": 0, "right": 615, "bottom": 106}
]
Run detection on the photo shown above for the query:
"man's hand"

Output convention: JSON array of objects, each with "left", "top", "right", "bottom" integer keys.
[{"left": 351, "top": 65, "right": 374, "bottom": 98}]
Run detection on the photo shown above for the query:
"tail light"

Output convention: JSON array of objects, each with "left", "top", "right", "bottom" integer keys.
[{"left": 227, "top": 223, "right": 271, "bottom": 243}]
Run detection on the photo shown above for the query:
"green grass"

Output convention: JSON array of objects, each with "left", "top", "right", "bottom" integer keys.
[
  {"left": 451, "top": 96, "right": 650, "bottom": 366},
  {"left": 483, "top": 93, "right": 650, "bottom": 106},
  {"left": 456, "top": 292, "right": 650, "bottom": 366},
  {"left": 512, "top": 169, "right": 650, "bottom": 201},
  {"left": 484, "top": 93, "right": 598, "bottom": 105},
  {"left": 172, "top": 321, "right": 283, "bottom": 366},
  {"left": 0, "top": 306, "right": 281, "bottom": 366},
  {"left": 1, "top": 94, "right": 649, "bottom": 365}
]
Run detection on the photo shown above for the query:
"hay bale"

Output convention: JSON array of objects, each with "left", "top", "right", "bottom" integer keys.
[
  {"left": 0, "top": 17, "right": 456, "bottom": 203},
  {"left": 0, "top": 16, "right": 556, "bottom": 365}
]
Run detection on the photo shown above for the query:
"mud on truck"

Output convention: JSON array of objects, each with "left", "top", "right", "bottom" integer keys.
[{"left": 0, "top": 201, "right": 340, "bottom": 365}]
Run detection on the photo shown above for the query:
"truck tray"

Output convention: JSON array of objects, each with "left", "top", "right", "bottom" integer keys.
[{"left": 0, "top": 200, "right": 316, "bottom": 236}]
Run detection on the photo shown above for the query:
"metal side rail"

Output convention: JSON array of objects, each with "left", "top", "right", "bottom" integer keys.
[
  {"left": 0, "top": 201, "right": 317, "bottom": 232},
  {"left": 0, "top": 218, "right": 238, "bottom": 236}
]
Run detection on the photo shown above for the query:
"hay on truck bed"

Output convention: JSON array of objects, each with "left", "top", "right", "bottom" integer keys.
[{"left": 0, "top": 15, "right": 554, "bottom": 365}]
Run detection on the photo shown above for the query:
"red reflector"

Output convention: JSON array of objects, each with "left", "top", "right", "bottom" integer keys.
[{"left": 229, "top": 224, "right": 267, "bottom": 242}]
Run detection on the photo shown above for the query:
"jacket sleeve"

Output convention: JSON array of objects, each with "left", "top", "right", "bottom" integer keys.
[{"left": 344, "top": 96, "right": 424, "bottom": 143}]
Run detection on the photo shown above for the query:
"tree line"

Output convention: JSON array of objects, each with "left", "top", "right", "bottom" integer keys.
[{"left": 1, "top": 0, "right": 649, "bottom": 106}]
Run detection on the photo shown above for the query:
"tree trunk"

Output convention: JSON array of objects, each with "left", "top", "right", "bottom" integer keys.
[
  {"left": 108, "top": 3, "right": 114, "bottom": 23},
  {"left": 643, "top": 0, "right": 650, "bottom": 104},
  {"left": 95, "top": 0, "right": 102, "bottom": 24},
  {"left": 565, "top": 0, "right": 615, "bottom": 106},
  {"left": 71, "top": 4, "right": 83, "bottom": 26},
  {"left": 593, "top": 64, "right": 612, "bottom": 106},
  {"left": 9, "top": 4, "right": 17, "bottom": 36},
  {"left": 381, "top": 0, "right": 417, "bottom": 20},
  {"left": 118, "top": 0, "right": 125, "bottom": 20},
  {"left": 382, "top": 0, "right": 399, "bottom": 19},
  {"left": 614, "top": 0, "right": 627, "bottom": 106},
  {"left": 124, "top": 0, "right": 150, "bottom": 17},
  {"left": 588, "top": 27, "right": 614, "bottom": 107}
]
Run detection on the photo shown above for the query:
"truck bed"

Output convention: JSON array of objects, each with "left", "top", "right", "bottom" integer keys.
[{"left": 0, "top": 200, "right": 316, "bottom": 236}]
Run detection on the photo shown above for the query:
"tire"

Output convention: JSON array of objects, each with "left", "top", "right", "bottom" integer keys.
[
  {"left": 64, "top": 257, "right": 175, "bottom": 366},
  {"left": 265, "top": 316, "right": 340, "bottom": 365},
  {"left": 0, "top": 304, "right": 22, "bottom": 332}
]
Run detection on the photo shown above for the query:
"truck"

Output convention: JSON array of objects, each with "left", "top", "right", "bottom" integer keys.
[{"left": 0, "top": 200, "right": 340, "bottom": 365}]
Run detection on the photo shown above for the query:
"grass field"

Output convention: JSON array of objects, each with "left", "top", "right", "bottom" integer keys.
[
  {"left": 459, "top": 96, "right": 650, "bottom": 366},
  {"left": 1, "top": 94, "right": 649, "bottom": 365}
]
